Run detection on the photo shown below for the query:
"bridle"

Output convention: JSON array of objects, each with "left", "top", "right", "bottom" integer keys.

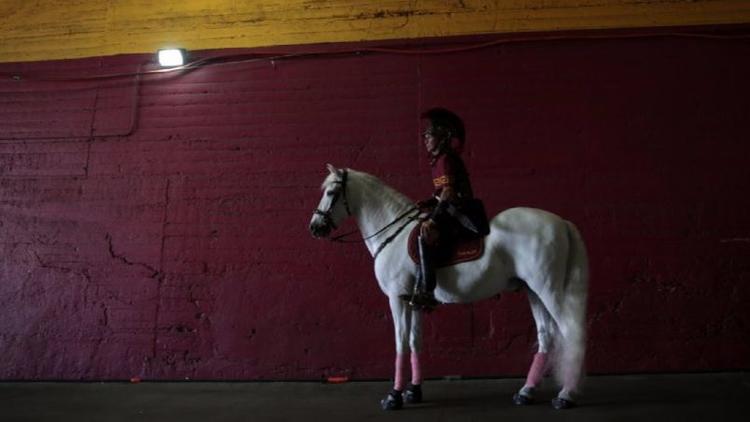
[
  {"left": 313, "top": 169, "right": 352, "bottom": 231},
  {"left": 313, "top": 169, "right": 420, "bottom": 257}
]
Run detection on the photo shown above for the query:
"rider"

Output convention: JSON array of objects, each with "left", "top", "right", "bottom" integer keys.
[{"left": 406, "top": 108, "right": 485, "bottom": 311}]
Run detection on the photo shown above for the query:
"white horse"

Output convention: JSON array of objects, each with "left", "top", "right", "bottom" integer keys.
[{"left": 309, "top": 165, "right": 589, "bottom": 410}]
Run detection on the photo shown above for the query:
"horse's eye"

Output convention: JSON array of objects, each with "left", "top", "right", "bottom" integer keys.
[{"left": 326, "top": 191, "right": 335, "bottom": 197}]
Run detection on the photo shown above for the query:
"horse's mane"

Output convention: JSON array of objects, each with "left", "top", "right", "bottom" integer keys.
[{"left": 322, "top": 168, "right": 414, "bottom": 209}]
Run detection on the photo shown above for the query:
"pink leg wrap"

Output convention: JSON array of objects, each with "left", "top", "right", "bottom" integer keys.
[
  {"left": 524, "top": 352, "right": 548, "bottom": 388},
  {"left": 394, "top": 353, "right": 406, "bottom": 391},
  {"left": 410, "top": 352, "right": 422, "bottom": 385}
]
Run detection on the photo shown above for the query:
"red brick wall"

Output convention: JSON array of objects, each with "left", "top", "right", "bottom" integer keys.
[{"left": 1, "top": 31, "right": 749, "bottom": 380}]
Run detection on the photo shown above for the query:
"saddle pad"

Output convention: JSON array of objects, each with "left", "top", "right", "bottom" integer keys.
[{"left": 407, "top": 225, "right": 484, "bottom": 268}]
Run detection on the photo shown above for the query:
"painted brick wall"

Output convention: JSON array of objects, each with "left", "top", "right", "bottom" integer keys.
[{"left": 1, "top": 31, "right": 749, "bottom": 380}]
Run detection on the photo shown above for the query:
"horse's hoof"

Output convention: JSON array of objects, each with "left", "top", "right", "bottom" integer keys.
[
  {"left": 404, "top": 383, "right": 422, "bottom": 404},
  {"left": 512, "top": 393, "right": 534, "bottom": 406},
  {"left": 551, "top": 397, "right": 576, "bottom": 410},
  {"left": 381, "top": 390, "right": 403, "bottom": 410}
]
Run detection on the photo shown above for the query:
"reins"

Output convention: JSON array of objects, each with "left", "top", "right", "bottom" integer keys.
[
  {"left": 329, "top": 205, "right": 420, "bottom": 244},
  {"left": 319, "top": 169, "right": 421, "bottom": 257},
  {"left": 371, "top": 210, "right": 421, "bottom": 259}
]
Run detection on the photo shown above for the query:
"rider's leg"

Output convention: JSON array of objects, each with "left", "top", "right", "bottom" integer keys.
[
  {"left": 420, "top": 234, "right": 436, "bottom": 292},
  {"left": 408, "top": 235, "right": 439, "bottom": 310}
]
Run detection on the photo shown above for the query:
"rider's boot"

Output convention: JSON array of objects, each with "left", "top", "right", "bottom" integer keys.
[{"left": 405, "top": 235, "right": 440, "bottom": 311}]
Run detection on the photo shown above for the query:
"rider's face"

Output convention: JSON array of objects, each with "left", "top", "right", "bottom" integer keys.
[
  {"left": 423, "top": 128, "right": 438, "bottom": 154},
  {"left": 422, "top": 124, "right": 449, "bottom": 156}
]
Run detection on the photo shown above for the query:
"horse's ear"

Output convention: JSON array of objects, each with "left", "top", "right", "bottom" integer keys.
[{"left": 326, "top": 163, "right": 338, "bottom": 175}]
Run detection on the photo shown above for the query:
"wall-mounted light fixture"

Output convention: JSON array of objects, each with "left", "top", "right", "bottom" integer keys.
[{"left": 157, "top": 48, "right": 187, "bottom": 67}]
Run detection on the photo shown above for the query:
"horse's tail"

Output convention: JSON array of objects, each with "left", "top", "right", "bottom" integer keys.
[{"left": 552, "top": 221, "right": 589, "bottom": 394}]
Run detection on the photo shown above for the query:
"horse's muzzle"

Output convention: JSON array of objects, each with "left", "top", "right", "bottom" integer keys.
[{"left": 309, "top": 220, "right": 331, "bottom": 238}]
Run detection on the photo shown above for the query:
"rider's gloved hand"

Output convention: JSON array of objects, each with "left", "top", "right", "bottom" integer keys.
[{"left": 416, "top": 197, "right": 438, "bottom": 210}]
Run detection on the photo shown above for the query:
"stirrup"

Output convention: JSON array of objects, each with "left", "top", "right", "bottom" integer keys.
[{"left": 401, "top": 291, "right": 440, "bottom": 312}]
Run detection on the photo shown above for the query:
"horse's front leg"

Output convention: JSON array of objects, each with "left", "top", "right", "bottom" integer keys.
[
  {"left": 404, "top": 306, "right": 423, "bottom": 404},
  {"left": 381, "top": 295, "right": 411, "bottom": 410}
]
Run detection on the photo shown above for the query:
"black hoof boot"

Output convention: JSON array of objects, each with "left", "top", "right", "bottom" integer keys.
[
  {"left": 381, "top": 389, "right": 403, "bottom": 411},
  {"left": 551, "top": 397, "right": 576, "bottom": 410},
  {"left": 404, "top": 383, "right": 423, "bottom": 404},
  {"left": 512, "top": 393, "right": 534, "bottom": 406}
]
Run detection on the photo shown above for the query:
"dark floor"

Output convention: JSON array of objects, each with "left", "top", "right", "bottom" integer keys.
[{"left": 1, "top": 372, "right": 748, "bottom": 421}]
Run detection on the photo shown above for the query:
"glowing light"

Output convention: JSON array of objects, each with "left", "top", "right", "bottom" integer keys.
[{"left": 157, "top": 49, "right": 186, "bottom": 67}]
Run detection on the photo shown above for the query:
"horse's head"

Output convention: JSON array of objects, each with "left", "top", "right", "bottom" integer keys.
[{"left": 309, "top": 164, "right": 352, "bottom": 238}]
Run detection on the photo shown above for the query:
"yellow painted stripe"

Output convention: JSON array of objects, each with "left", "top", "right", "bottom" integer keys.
[{"left": 1, "top": 0, "right": 749, "bottom": 63}]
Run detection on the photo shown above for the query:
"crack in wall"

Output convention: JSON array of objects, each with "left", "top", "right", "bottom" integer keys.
[{"left": 104, "top": 233, "right": 160, "bottom": 279}]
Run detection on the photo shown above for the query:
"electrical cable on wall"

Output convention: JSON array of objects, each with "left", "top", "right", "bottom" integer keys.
[
  {"left": 0, "top": 29, "right": 747, "bottom": 142},
  {"left": 3, "top": 30, "right": 749, "bottom": 82}
]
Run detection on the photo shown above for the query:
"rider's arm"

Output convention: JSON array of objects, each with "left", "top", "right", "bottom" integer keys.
[{"left": 439, "top": 185, "right": 457, "bottom": 202}]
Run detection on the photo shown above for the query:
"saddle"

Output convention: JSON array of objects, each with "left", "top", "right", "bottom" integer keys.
[{"left": 407, "top": 225, "right": 485, "bottom": 268}]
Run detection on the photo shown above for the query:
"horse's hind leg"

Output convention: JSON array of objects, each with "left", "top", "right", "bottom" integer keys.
[
  {"left": 532, "top": 282, "right": 586, "bottom": 409},
  {"left": 536, "top": 225, "right": 588, "bottom": 409},
  {"left": 513, "top": 289, "right": 554, "bottom": 405}
]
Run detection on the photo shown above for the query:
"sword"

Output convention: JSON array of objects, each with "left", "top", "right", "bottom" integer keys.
[{"left": 444, "top": 203, "right": 478, "bottom": 234}]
